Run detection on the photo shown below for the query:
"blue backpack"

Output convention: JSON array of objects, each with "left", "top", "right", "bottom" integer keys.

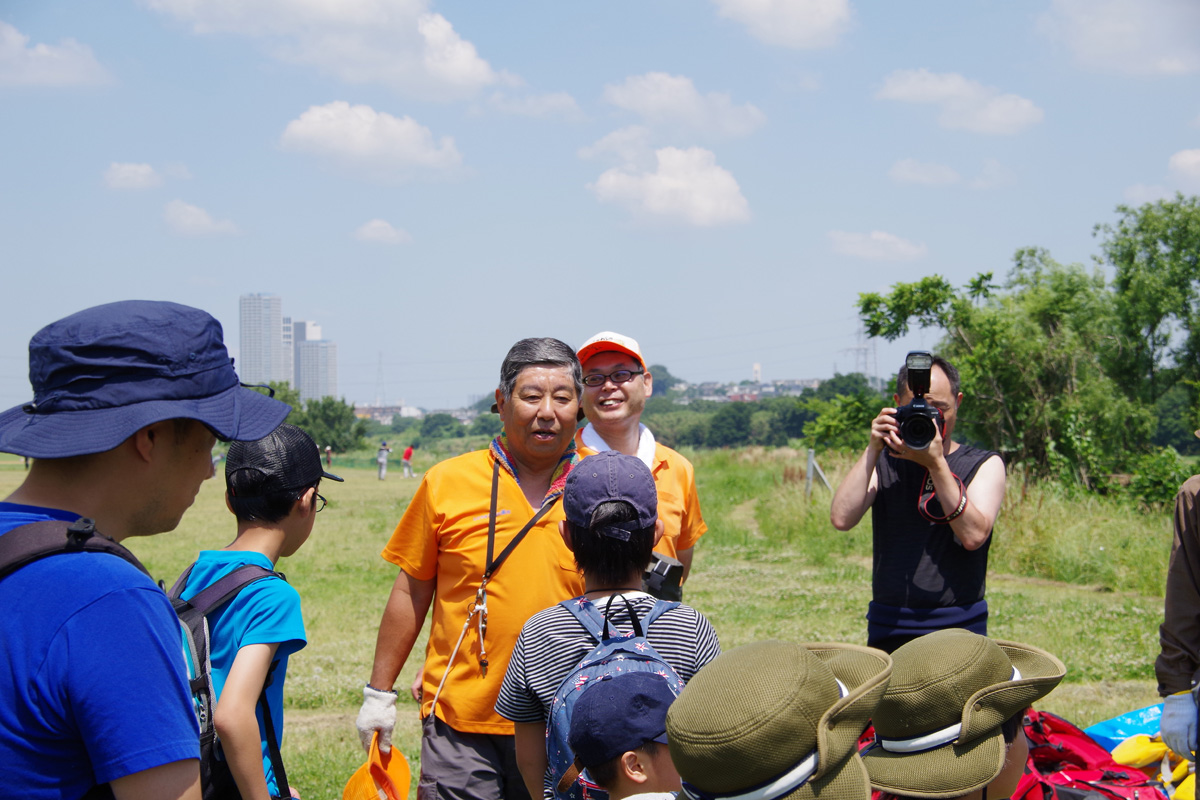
[{"left": 546, "top": 594, "right": 684, "bottom": 800}]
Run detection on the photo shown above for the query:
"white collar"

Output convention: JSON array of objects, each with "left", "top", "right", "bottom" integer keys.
[{"left": 581, "top": 422, "right": 656, "bottom": 469}]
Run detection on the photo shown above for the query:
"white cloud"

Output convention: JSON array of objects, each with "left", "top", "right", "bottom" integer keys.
[
  {"left": 1038, "top": 0, "right": 1200, "bottom": 75},
  {"left": 888, "top": 158, "right": 960, "bottom": 186},
  {"left": 589, "top": 147, "right": 750, "bottom": 227},
  {"left": 828, "top": 230, "right": 927, "bottom": 261},
  {"left": 354, "top": 219, "right": 412, "bottom": 244},
  {"left": 970, "top": 158, "right": 1017, "bottom": 190},
  {"left": 164, "top": 200, "right": 238, "bottom": 236},
  {"left": 713, "top": 0, "right": 852, "bottom": 48},
  {"left": 578, "top": 126, "right": 653, "bottom": 164},
  {"left": 877, "top": 69, "right": 1044, "bottom": 135},
  {"left": 104, "top": 162, "right": 163, "bottom": 190},
  {"left": 1168, "top": 149, "right": 1200, "bottom": 187},
  {"left": 603, "top": 72, "right": 766, "bottom": 139},
  {"left": 142, "top": 1, "right": 501, "bottom": 99},
  {"left": 280, "top": 101, "right": 462, "bottom": 172},
  {"left": 1123, "top": 184, "right": 1174, "bottom": 205},
  {"left": 0, "top": 21, "right": 109, "bottom": 86},
  {"left": 487, "top": 90, "right": 581, "bottom": 120}
]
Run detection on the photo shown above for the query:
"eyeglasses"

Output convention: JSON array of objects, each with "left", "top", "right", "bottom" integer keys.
[
  {"left": 303, "top": 490, "right": 327, "bottom": 512},
  {"left": 582, "top": 370, "right": 644, "bottom": 388}
]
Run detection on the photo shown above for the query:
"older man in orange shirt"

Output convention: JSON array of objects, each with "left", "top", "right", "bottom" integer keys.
[
  {"left": 574, "top": 331, "right": 707, "bottom": 592},
  {"left": 356, "top": 337, "right": 586, "bottom": 800}
]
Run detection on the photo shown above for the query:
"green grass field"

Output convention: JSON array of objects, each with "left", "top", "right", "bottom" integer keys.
[{"left": 0, "top": 445, "right": 1174, "bottom": 799}]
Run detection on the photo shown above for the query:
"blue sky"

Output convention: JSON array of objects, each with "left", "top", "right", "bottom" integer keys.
[{"left": 1, "top": 0, "right": 1198, "bottom": 410}]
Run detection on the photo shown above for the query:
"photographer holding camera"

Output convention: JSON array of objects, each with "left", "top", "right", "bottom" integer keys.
[{"left": 830, "top": 352, "right": 1006, "bottom": 653}]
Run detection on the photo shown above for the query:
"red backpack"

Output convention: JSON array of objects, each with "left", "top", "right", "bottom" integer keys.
[{"left": 1013, "top": 709, "right": 1170, "bottom": 800}]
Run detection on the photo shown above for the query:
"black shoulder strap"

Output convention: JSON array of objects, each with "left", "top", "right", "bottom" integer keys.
[
  {"left": 170, "top": 563, "right": 279, "bottom": 613},
  {"left": 0, "top": 518, "right": 149, "bottom": 581},
  {"left": 260, "top": 660, "right": 290, "bottom": 797}
]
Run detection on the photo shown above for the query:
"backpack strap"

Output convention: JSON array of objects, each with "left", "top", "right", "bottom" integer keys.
[
  {"left": 260, "top": 660, "right": 290, "bottom": 798},
  {"left": 642, "top": 599, "right": 681, "bottom": 627},
  {"left": 176, "top": 564, "right": 279, "bottom": 615},
  {"left": 561, "top": 597, "right": 608, "bottom": 643},
  {"left": 0, "top": 518, "right": 149, "bottom": 581}
]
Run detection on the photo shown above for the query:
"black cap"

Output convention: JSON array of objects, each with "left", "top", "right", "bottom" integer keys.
[{"left": 226, "top": 423, "right": 343, "bottom": 496}]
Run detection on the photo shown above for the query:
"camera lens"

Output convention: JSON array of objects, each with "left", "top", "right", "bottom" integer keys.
[{"left": 901, "top": 415, "right": 937, "bottom": 450}]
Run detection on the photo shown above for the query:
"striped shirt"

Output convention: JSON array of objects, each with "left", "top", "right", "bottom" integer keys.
[{"left": 495, "top": 591, "right": 721, "bottom": 725}]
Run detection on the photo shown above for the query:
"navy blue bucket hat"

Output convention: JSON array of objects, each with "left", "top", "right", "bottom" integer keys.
[{"left": 0, "top": 300, "right": 292, "bottom": 459}]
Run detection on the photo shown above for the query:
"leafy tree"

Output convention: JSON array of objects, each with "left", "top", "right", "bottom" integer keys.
[
  {"left": 469, "top": 413, "right": 502, "bottom": 437},
  {"left": 804, "top": 372, "right": 879, "bottom": 401},
  {"left": 802, "top": 393, "right": 882, "bottom": 451},
  {"left": 707, "top": 403, "right": 752, "bottom": 448},
  {"left": 421, "top": 413, "right": 464, "bottom": 439},
  {"left": 857, "top": 248, "right": 1154, "bottom": 483},
  {"left": 647, "top": 364, "right": 685, "bottom": 392},
  {"left": 254, "top": 383, "right": 366, "bottom": 452},
  {"left": 1095, "top": 194, "right": 1200, "bottom": 407}
]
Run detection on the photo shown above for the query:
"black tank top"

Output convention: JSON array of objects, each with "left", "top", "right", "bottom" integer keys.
[{"left": 870, "top": 443, "right": 999, "bottom": 609}]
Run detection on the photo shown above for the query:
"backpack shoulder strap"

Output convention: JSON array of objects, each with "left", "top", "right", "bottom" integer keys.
[
  {"left": 560, "top": 597, "right": 607, "bottom": 642},
  {"left": 642, "top": 599, "right": 681, "bottom": 627},
  {"left": 0, "top": 518, "right": 149, "bottom": 581},
  {"left": 179, "top": 564, "right": 280, "bottom": 616}
]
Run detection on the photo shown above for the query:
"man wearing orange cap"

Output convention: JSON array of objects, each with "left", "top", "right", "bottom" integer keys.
[{"left": 575, "top": 332, "right": 706, "bottom": 593}]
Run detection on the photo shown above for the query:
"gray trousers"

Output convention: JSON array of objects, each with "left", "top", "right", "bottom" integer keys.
[{"left": 417, "top": 714, "right": 532, "bottom": 800}]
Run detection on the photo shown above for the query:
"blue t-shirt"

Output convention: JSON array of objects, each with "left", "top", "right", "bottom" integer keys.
[
  {"left": 180, "top": 550, "right": 307, "bottom": 796},
  {"left": 0, "top": 502, "right": 200, "bottom": 799}
]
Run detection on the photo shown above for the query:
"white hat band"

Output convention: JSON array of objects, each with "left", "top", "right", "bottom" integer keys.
[
  {"left": 682, "top": 749, "right": 819, "bottom": 800},
  {"left": 877, "top": 666, "right": 1021, "bottom": 754}
]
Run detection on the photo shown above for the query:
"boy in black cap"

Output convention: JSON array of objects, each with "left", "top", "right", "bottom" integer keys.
[
  {"left": 495, "top": 450, "right": 720, "bottom": 800},
  {"left": 0, "top": 300, "right": 290, "bottom": 800},
  {"left": 568, "top": 672, "right": 680, "bottom": 800},
  {"left": 173, "top": 423, "right": 341, "bottom": 800}
]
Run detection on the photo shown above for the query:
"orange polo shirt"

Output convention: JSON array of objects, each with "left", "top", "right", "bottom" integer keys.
[
  {"left": 574, "top": 429, "right": 707, "bottom": 558},
  {"left": 381, "top": 449, "right": 584, "bottom": 734}
]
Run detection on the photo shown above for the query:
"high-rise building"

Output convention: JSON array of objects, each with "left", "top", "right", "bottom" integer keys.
[
  {"left": 296, "top": 339, "right": 338, "bottom": 401},
  {"left": 239, "top": 294, "right": 286, "bottom": 386},
  {"left": 281, "top": 316, "right": 294, "bottom": 387}
]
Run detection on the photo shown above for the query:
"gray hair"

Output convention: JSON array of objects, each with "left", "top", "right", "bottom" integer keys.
[{"left": 498, "top": 338, "right": 583, "bottom": 401}]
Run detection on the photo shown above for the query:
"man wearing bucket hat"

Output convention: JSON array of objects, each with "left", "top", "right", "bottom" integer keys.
[
  {"left": 666, "top": 640, "right": 893, "bottom": 800},
  {"left": 863, "top": 628, "right": 1066, "bottom": 800},
  {"left": 575, "top": 332, "right": 707, "bottom": 598},
  {"left": 0, "top": 300, "right": 291, "bottom": 800}
]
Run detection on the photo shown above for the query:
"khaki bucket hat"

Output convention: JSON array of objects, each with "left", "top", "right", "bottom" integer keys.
[
  {"left": 667, "top": 640, "right": 893, "bottom": 800},
  {"left": 863, "top": 629, "right": 1066, "bottom": 799}
]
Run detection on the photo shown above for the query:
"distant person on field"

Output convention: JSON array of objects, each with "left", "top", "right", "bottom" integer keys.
[
  {"left": 830, "top": 354, "right": 1006, "bottom": 652},
  {"left": 863, "top": 628, "right": 1065, "bottom": 800},
  {"left": 565, "top": 673, "right": 681, "bottom": 800},
  {"left": 325, "top": 444, "right": 333, "bottom": 467},
  {"left": 376, "top": 440, "right": 392, "bottom": 480},
  {"left": 0, "top": 300, "right": 289, "bottom": 800},
  {"left": 495, "top": 450, "right": 720, "bottom": 799},
  {"left": 403, "top": 443, "right": 415, "bottom": 478},
  {"left": 1155, "top": 462, "right": 1200, "bottom": 758},
  {"left": 575, "top": 332, "right": 707, "bottom": 597},
  {"left": 172, "top": 423, "right": 342, "bottom": 799},
  {"left": 357, "top": 338, "right": 587, "bottom": 800},
  {"left": 666, "top": 640, "right": 893, "bottom": 800}
]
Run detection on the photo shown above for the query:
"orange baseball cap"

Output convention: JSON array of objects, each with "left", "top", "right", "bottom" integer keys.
[
  {"left": 343, "top": 734, "right": 411, "bottom": 800},
  {"left": 577, "top": 331, "right": 645, "bottom": 368}
]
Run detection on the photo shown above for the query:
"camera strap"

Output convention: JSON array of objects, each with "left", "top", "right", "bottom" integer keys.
[{"left": 918, "top": 470, "right": 969, "bottom": 525}]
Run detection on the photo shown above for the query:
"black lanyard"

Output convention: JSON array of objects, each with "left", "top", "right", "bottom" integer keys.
[{"left": 483, "top": 458, "right": 558, "bottom": 582}]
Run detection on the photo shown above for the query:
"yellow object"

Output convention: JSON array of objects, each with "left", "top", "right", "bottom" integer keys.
[
  {"left": 1173, "top": 773, "right": 1195, "bottom": 800},
  {"left": 1170, "top": 756, "right": 1191, "bottom": 783},
  {"left": 343, "top": 734, "right": 411, "bottom": 800},
  {"left": 1112, "top": 733, "right": 1168, "bottom": 768}
]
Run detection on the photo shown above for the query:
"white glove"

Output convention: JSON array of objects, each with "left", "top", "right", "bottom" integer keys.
[
  {"left": 1161, "top": 691, "right": 1197, "bottom": 759},
  {"left": 356, "top": 684, "right": 398, "bottom": 753}
]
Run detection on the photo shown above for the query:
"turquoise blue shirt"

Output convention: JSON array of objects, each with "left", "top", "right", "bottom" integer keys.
[{"left": 180, "top": 550, "right": 306, "bottom": 796}]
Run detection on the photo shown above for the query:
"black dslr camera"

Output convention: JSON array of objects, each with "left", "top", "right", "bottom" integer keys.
[{"left": 893, "top": 351, "right": 944, "bottom": 451}]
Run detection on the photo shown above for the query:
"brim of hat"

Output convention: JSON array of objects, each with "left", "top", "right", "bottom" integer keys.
[
  {"left": 864, "top": 728, "right": 1006, "bottom": 799},
  {"left": 322, "top": 469, "right": 344, "bottom": 482},
  {"left": 863, "top": 639, "right": 1064, "bottom": 800},
  {"left": 0, "top": 384, "right": 291, "bottom": 459}
]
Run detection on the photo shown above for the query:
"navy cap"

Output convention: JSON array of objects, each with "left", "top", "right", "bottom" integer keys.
[
  {"left": 564, "top": 450, "right": 657, "bottom": 538},
  {"left": 227, "top": 423, "right": 343, "bottom": 496},
  {"left": 0, "top": 300, "right": 291, "bottom": 458},
  {"left": 569, "top": 672, "right": 677, "bottom": 769}
]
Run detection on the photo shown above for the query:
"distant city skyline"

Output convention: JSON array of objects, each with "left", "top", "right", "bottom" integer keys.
[{"left": 238, "top": 294, "right": 338, "bottom": 401}]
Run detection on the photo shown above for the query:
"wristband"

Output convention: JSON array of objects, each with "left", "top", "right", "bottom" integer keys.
[
  {"left": 366, "top": 683, "right": 397, "bottom": 695},
  {"left": 918, "top": 473, "right": 968, "bottom": 524},
  {"left": 943, "top": 488, "right": 969, "bottom": 522}
]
